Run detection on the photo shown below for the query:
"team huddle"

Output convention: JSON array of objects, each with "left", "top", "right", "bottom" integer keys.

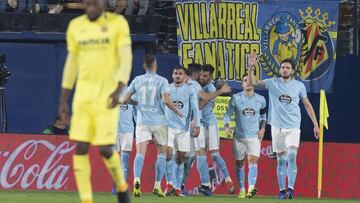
[
  {"left": 116, "top": 54, "right": 320, "bottom": 200},
  {"left": 59, "top": 4, "right": 320, "bottom": 203}
]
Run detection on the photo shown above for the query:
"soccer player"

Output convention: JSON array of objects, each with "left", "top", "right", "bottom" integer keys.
[
  {"left": 198, "top": 64, "right": 235, "bottom": 194},
  {"left": 58, "top": 0, "right": 132, "bottom": 202},
  {"left": 164, "top": 65, "right": 201, "bottom": 196},
  {"left": 117, "top": 87, "right": 137, "bottom": 182},
  {"left": 224, "top": 73, "right": 267, "bottom": 199},
  {"left": 121, "top": 54, "right": 181, "bottom": 197},
  {"left": 248, "top": 53, "right": 320, "bottom": 199},
  {"left": 183, "top": 63, "right": 231, "bottom": 196}
]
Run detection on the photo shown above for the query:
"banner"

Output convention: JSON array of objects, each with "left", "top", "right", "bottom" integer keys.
[
  {"left": 1, "top": 134, "right": 359, "bottom": 198},
  {"left": 175, "top": 0, "right": 339, "bottom": 92}
]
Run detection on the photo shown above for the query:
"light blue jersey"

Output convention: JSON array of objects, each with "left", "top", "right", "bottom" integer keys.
[
  {"left": 166, "top": 83, "right": 201, "bottom": 131},
  {"left": 264, "top": 78, "right": 307, "bottom": 129},
  {"left": 224, "top": 92, "right": 267, "bottom": 139},
  {"left": 128, "top": 71, "right": 169, "bottom": 126},
  {"left": 201, "top": 82, "right": 217, "bottom": 127},
  {"left": 118, "top": 88, "right": 136, "bottom": 134},
  {"left": 187, "top": 79, "right": 202, "bottom": 94}
]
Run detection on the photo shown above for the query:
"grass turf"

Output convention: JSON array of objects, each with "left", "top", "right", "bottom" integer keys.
[{"left": 0, "top": 190, "right": 358, "bottom": 203}]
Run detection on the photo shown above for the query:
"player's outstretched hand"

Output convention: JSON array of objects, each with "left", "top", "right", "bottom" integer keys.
[
  {"left": 108, "top": 91, "right": 120, "bottom": 108},
  {"left": 192, "top": 127, "right": 200, "bottom": 137},
  {"left": 248, "top": 52, "right": 257, "bottom": 67},
  {"left": 258, "top": 128, "right": 265, "bottom": 141},
  {"left": 59, "top": 101, "right": 70, "bottom": 125},
  {"left": 314, "top": 125, "right": 320, "bottom": 139},
  {"left": 225, "top": 127, "right": 233, "bottom": 138}
]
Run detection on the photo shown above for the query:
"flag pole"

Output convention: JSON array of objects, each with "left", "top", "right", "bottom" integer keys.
[{"left": 317, "top": 123, "right": 324, "bottom": 198}]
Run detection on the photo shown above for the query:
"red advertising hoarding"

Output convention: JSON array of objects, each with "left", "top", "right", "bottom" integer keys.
[{"left": 0, "top": 134, "right": 359, "bottom": 198}]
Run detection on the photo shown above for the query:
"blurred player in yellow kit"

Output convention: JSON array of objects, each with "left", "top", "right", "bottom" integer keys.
[{"left": 58, "top": 0, "right": 132, "bottom": 202}]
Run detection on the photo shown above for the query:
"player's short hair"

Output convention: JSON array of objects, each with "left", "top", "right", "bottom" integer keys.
[
  {"left": 242, "top": 73, "right": 248, "bottom": 79},
  {"left": 201, "top": 64, "right": 215, "bottom": 74},
  {"left": 280, "top": 58, "right": 295, "bottom": 70},
  {"left": 188, "top": 63, "right": 202, "bottom": 75},
  {"left": 144, "top": 54, "right": 156, "bottom": 69},
  {"left": 173, "top": 65, "right": 187, "bottom": 74}
]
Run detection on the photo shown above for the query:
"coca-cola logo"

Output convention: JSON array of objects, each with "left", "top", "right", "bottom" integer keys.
[{"left": 0, "top": 140, "right": 75, "bottom": 190}]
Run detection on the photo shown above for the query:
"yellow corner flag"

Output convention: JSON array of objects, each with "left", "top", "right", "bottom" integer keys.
[{"left": 318, "top": 89, "right": 329, "bottom": 198}]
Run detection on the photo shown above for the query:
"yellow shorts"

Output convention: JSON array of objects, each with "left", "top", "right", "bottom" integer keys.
[{"left": 69, "top": 101, "right": 119, "bottom": 146}]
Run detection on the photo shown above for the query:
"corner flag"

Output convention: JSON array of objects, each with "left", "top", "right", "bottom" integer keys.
[{"left": 318, "top": 89, "right": 329, "bottom": 198}]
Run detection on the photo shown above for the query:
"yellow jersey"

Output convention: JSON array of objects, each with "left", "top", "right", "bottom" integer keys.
[{"left": 62, "top": 12, "right": 131, "bottom": 103}]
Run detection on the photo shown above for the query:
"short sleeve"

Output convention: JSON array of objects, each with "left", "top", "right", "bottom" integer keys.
[
  {"left": 66, "top": 21, "right": 78, "bottom": 54},
  {"left": 160, "top": 79, "right": 170, "bottom": 94},
  {"left": 263, "top": 78, "right": 273, "bottom": 89},
  {"left": 117, "top": 16, "right": 131, "bottom": 48},
  {"left": 208, "top": 83, "right": 216, "bottom": 93},
  {"left": 261, "top": 96, "right": 266, "bottom": 109},
  {"left": 127, "top": 77, "right": 137, "bottom": 94},
  {"left": 299, "top": 83, "right": 307, "bottom": 99}
]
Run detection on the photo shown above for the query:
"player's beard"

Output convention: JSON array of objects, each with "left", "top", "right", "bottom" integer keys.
[{"left": 281, "top": 74, "right": 292, "bottom": 80}]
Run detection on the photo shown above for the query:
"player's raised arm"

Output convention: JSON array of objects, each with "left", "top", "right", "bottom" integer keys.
[
  {"left": 247, "top": 53, "right": 266, "bottom": 89},
  {"left": 223, "top": 96, "right": 235, "bottom": 137}
]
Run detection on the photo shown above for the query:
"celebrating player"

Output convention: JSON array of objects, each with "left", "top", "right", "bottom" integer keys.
[
  {"left": 184, "top": 63, "right": 231, "bottom": 196},
  {"left": 224, "top": 73, "right": 267, "bottom": 198},
  {"left": 121, "top": 54, "right": 181, "bottom": 197},
  {"left": 198, "top": 64, "right": 235, "bottom": 194},
  {"left": 164, "top": 65, "right": 201, "bottom": 196},
  {"left": 58, "top": 0, "right": 132, "bottom": 202},
  {"left": 248, "top": 53, "right": 319, "bottom": 199}
]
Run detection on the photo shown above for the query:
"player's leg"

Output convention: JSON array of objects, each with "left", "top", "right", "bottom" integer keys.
[
  {"left": 272, "top": 127, "right": 287, "bottom": 199},
  {"left": 99, "top": 145, "right": 129, "bottom": 203},
  {"left": 233, "top": 137, "right": 246, "bottom": 198},
  {"left": 285, "top": 128, "right": 301, "bottom": 199},
  {"left": 195, "top": 125, "right": 212, "bottom": 196},
  {"left": 94, "top": 105, "right": 129, "bottom": 203},
  {"left": 182, "top": 136, "right": 195, "bottom": 193},
  {"left": 152, "top": 125, "right": 168, "bottom": 197},
  {"left": 245, "top": 138, "right": 261, "bottom": 198},
  {"left": 173, "top": 131, "right": 190, "bottom": 196},
  {"left": 208, "top": 125, "right": 235, "bottom": 193},
  {"left": 73, "top": 142, "right": 93, "bottom": 203},
  {"left": 69, "top": 101, "right": 94, "bottom": 203},
  {"left": 133, "top": 125, "right": 152, "bottom": 197},
  {"left": 120, "top": 133, "right": 133, "bottom": 181},
  {"left": 165, "top": 128, "right": 176, "bottom": 195}
]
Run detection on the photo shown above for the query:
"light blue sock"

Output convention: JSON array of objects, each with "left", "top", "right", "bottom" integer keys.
[
  {"left": 236, "top": 166, "right": 245, "bottom": 190},
  {"left": 121, "top": 152, "right": 130, "bottom": 181},
  {"left": 277, "top": 153, "right": 287, "bottom": 191},
  {"left": 175, "top": 162, "right": 184, "bottom": 189},
  {"left": 287, "top": 148, "right": 298, "bottom": 190},
  {"left": 155, "top": 154, "right": 167, "bottom": 182},
  {"left": 182, "top": 156, "right": 195, "bottom": 185},
  {"left": 248, "top": 163, "right": 258, "bottom": 187},
  {"left": 165, "top": 154, "right": 175, "bottom": 185},
  {"left": 196, "top": 155, "right": 210, "bottom": 185},
  {"left": 211, "top": 152, "right": 230, "bottom": 178},
  {"left": 133, "top": 154, "right": 144, "bottom": 180}
]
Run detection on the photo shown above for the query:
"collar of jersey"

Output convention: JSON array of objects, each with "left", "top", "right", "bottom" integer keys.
[
  {"left": 242, "top": 91, "right": 255, "bottom": 98},
  {"left": 146, "top": 70, "right": 156, "bottom": 75}
]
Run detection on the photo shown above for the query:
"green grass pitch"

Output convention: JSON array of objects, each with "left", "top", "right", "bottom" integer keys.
[{"left": 0, "top": 190, "right": 358, "bottom": 203}]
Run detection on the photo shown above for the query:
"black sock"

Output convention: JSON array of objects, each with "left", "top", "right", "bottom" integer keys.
[{"left": 118, "top": 190, "right": 130, "bottom": 203}]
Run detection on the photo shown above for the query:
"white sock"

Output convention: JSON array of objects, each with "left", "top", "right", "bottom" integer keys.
[{"left": 225, "top": 176, "right": 232, "bottom": 183}]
